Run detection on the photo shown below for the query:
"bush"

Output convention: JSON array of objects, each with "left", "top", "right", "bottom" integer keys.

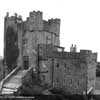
[{"left": 15, "top": 70, "right": 45, "bottom": 96}]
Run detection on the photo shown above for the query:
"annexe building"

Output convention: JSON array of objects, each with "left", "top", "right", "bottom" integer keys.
[{"left": 38, "top": 44, "right": 97, "bottom": 94}]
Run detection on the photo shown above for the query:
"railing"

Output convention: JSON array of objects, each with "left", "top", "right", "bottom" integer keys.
[
  {"left": 87, "top": 87, "right": 93, "bottom": 94},
  {"left": 0, "top": 64, "right": 36, "bottom": 95},
  {"left": 22, "top": 66, "right": 34, "bottom": 78},
  {"left": 0, "top": 66, "right": 21, "bottom": 94}
]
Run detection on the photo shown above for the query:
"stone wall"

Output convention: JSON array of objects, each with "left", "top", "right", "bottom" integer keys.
[
  {"left": 22, "top": 11, "right": 61, "bottom": 69},
  {"left": 4, "top": 11, "right": 97, "bottom": 95},
  {"left": 38, "top": 48, "right": 97, "bottom": 94},
  {"left": 4, "top": 13, "right": 22, "bottom": 72},
  {"left": 52, "top": 55, "right": 87, "bottom": 94},
  {"left": 4, "top": 11, "right": 61, "bottom": 71}
]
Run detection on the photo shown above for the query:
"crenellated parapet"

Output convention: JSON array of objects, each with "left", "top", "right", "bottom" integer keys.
[
  {"left": 25, "top": 11, "right": 43, "bottom": 31},
  {"left": 5, "top": 12, "right": 22, "bottom": 22},
  {"left": 43, "top": 18, "right": 60, "bottom": 36},
  {"left": 4, "top": 12, "right": 23, "bottom": 32},
  {"left": 80, "top": 50, "right": 97, "bottom": 64},
  {"left": 4, "top": 12, "right": 24, "bottom": 72},
  {"left": 4, "top": 10, "right": 61, "bottom": 36},
  {"left": 24, "top": 11, "right": 61, "bottom": 35}
]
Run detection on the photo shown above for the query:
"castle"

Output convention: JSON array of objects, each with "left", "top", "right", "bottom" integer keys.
[
  {"left": 2, "top": 11, "right": 97, "bottom": 95},
  {"left": 4, "top": 11, "right": 60, "bottom": 71}
]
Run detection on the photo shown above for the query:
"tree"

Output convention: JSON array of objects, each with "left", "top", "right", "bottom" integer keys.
[{"left": 15, "top": 69, "right": 45, "bottom": 96}]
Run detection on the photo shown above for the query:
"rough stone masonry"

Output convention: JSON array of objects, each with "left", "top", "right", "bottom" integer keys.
[{"left": 4, "top": 11, "right": 97, "bottom": 94}]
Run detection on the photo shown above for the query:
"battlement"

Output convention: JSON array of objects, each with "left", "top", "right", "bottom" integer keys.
[
  {"left": 43, "top": 20, "right": 49, "bottom": 31},
  {"left": 48, "top": 18, "right": 60, "bottom": 24},
  {"left": 5, "top": 11, "right": 61, "bottom": 34},
  {"left": 4, "top": 12, "right": 23, "bottom": 34},
  {"left": 38, "top": 44, "right": 97, "bottom": 62},
  {"left": 5, "top": 12, "right": 22, "bottom": 22},
  {"left": 80, "top": 50, "right": 92, "bottom": 54},
  {"left": 79, "top": 50, "right": 97, "bottom": 64},
  {"left": 25, "top": 11, "right": 43, "bottom": 31},
  {"left": 29, "top": 11, "right": 42, "bottom": 18},
  {"left": 43, "top": 18, "right": 60, "bottom": 35},
  {"left": 26, "top": 11, "right": 61, "bottom": 34}
]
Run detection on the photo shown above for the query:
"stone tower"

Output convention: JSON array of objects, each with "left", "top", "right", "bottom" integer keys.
[
  {"left": 4, "top": 11, "right": 61, "bottom": 71},
  {"left": 22, "top": 11, "right": 61, "bottom": 70},
  {"left": 4, "top": 12, "right": 23, "bottom": 73}
]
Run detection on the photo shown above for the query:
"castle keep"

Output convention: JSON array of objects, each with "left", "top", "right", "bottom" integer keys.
[
  {"left": 4, "top": 11, "right": 60, "bottom": 71},
  {"left": 2, "top": 11, "right": 97, "bottom": 95}
]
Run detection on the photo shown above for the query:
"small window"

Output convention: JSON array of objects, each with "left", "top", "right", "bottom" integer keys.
[
  {"left": 56, "top": 63, "right": 59, "bottom": 68},
  {"left": 63, "top": 79, "right": 66, "bottom": 84},
  {"left": 68, "top": 79, "right": 72, "bottom": 87},
  {"left": 23, "top": 56, "right": 29, "bottom": 69},
  {"left": 77, "top": 80, "right": 80, "bottom": 86},
  {"left": 69, "top": 79, "right": 72, "bottom": 84},
  {"left": 56, "top": 78, "right": 59, "bottom": 83},
  {"left": 42, "top": 75, "right": 45, "bottom": 81},
  {"left": 23, "top": 39, "right": 27, "bottom": 45},
  {"left": 64, "top": 64, "right": 67, "bottom": 72},
  {"left": 64, "top": 63, "right": 66, "bottom": 68}
]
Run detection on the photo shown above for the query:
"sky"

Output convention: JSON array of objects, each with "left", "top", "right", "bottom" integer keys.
[{"left": 0, "top": 0, "right": 100, "bottom": 61}]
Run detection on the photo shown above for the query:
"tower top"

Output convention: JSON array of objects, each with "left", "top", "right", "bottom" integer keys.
[
  {"left": 6, "top": 12, "right": 9, "bottom": 17},
  {"left": 29, "top": 11, "right": 43, "bottom": 17},
  {"left": 48, "top": 18, "right": 60, "bottom": 24}
]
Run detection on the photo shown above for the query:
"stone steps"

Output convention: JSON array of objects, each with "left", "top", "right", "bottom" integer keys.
[{"left": 1, "top": 70, "right": 28, "bottom": 95}]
